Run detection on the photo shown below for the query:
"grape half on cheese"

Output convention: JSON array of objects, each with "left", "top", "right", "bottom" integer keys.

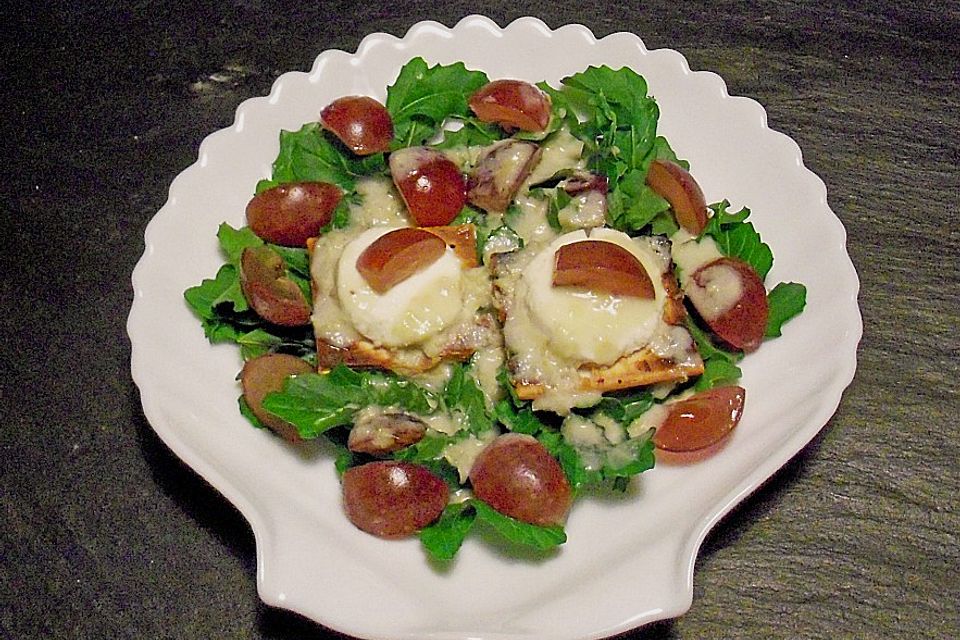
[{"left": 338, "top": 226, "right": 464, "bottom": 348}]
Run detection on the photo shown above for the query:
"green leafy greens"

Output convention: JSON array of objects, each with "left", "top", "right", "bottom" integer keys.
[
  {"left": 420, "top": 499, "right": 566, "bottom": 562},
  {"left": 386, "top": 57, "right": 489, "bottom": 148},
  {"left": 261, "top": 365, "right": 438, "bottom": 439},
  {"left": 183, "top": 224, "right": 313, "bottom": 360},
  {"left": 556, "top": 66, "right": 684, "bottom": 234}
]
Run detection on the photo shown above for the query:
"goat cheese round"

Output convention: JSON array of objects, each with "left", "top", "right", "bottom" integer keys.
[
  {"left": 523, "top": 228, "right": 668, "bottom": 366},
  {"left": 337, "top": 227, "right": 463, "bottom": 348}
]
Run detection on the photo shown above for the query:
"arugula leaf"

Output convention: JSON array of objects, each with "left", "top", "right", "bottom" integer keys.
[
  {"left": 537, "top": 429, "right": 598, "bottom": 490},
  {"left": 651, "top": 135, "right": 688, "bottom": 169},
  {"left": 393, "top": 431, "right": 453, "bottom": 464},
  {"left": 472, "top": 500, "right": 566, "bottom": 550},
  {"left": 263, "top": 122, "right": 385, "bottom": 192},
  {"left": 683, "top": 315, "right": 744, "bottom": 390},
  {"left": 596, "top": 390, "right": 654, "bottom": 424},
  {"left": 695, "top": 358, "right": 743, "bottom": 391},
  {"left": 419, "top": 499, "right": 567, "bottom": 562},
  {"left": 420, "top": 502, "right": 477, "bottom": 561},
  {"left": 649, "top": 209, "right": 680, "bottom": 236},
  {"left": 558, "top": 66, "right": 671, "bottom": 234},
  {"left": 386, "top": 58, "right": 489, "bottom": 148},
  {"left": 702, "top": 201, "right": 773, "bottom": 280},
  {"left": 561, "top": 65, "right": 655, "bottom": 130},
  {"left": 765, "top": 282, "right": 807, "bottom": 337},
  {"left": 184, "top": 224, "right": 263, "bottom": 319},
  {"left": 431, "top": 118, "right": 501, "bottom": 149},
  {"left": 606, "top": 169, "right": 670, "bottom": 231},
  {"left": 217, "top": 223, "right": 263, "bottom": 263},
  {"left": 392, "top": 432, "right": 462, "bottom": 488},
  {"left": 601, "top": 430, "right": 656, "bottom": 481},
  {"left": 443, "top": 363, "right": 492, "bottom": 434},
  {"left": 495, "top": 400, "right": 545, "bottom": 436},
  {"left": 184, "top": 263, "right": 248, "bottom": 317},
  {"left": 262, "top": 365, "right": 438, "bottom": 439},
  {"left": 546, "top": 188, "right": 570, "bottom": 232}
]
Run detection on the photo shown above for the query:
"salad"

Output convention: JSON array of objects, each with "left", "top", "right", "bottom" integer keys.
[{"left": 184, "top": 57, "right": 806, "bottom": 561}]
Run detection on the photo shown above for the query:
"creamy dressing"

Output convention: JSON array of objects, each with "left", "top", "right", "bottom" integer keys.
[
  {"left": 561, "top": 412, "right": 640, "bottom": 472},
  {"left": 440, "top": 145, "right": 484, "bottom": 171},
  {"left": 471, "top": 346, "right": 506, "bottom": 411},
  {"left": 443, "top": 430, "right": 499, "bottom": 482},
  {"left": 627, "top": 402, "right": 669, "bottom": 438},
  {"left": 646, "top": 324, "right": 701, "bottom": 366},
  {"left": 349, "top": 177, "right": 411, "bottom": 228},
  {"left": 671, "top": 229, "right": 743, "bottom": 320},
  {"left": 489, "top": 140, "right": 534, "bottom": 185},
  {"left": 509, "top": 194, "right": 560, "bottom": 248},
  {"left": 310, "top": 230, "right": 363, "bottom": 347},
  {"left": 523, "top": 129, "right": 585, "bottom": 187},
  {"left": 558, "top": 190, "right": 606, "bottom": 230},
  {"left": 670, "top": 229, "right": 724, "bottom": 279},
  {"left": 685, "top": 262, "right": 744, "bottom": 321}
]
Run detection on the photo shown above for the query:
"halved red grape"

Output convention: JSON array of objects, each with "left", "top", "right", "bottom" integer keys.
[
  {"left": 240, "top": 354, "right": 312, "bottom": 442},
  {"left": 553, "top": 240, "right": 655, "bottom": 298},
  {"left": 389, "top": 147, "right": 467, "bottom": 226},
  {"left": 355, "top": 228, "right": 446, "bottom": 294},
  {"left": 653, "top": 386, "right": 746, "bottom": 452},
  {"left": 245, "top": 181, "right": 342, "bottom": 247},
  {"left": 238, "top": 246, "right": 311, "bottom": 327},
  {"left": 320, "top": 95, "right": 393, "bottom": 155},
  {"left": 645, "top": 159, "right": 708, "bottom": 235},
  {"left": 469, "top": 433, "right": 572, "bottom": 526},
  {"left": 469, "top": 79, "right": 551, "bottom": 132},
  {"left": 687, "top": 257, "right": 769, "bottom": 352},
  {"left": 342, "top": 461, "right": 449, "bottom": 539}
]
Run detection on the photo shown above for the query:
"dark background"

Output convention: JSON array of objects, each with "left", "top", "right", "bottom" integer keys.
[{"left": 3, "top": 1, "right": 958, "bottom": 638}]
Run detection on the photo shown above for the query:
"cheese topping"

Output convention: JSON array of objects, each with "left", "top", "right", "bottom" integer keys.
[
  {"left": 349, "top": 176, "right": 410, "bottom": 228},
  {"left": 337, "top": 227, "right": 463, "bottom": 348},
  {"left": 523, "top": 228, "right": 668, "bottom": 366}
]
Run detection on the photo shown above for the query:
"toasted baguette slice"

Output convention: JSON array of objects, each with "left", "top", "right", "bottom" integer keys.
[
  {"left": 309, "top": 224, "right": 498, "bottom": 376},
  {"left": 513, "top": 342, "right": 704, "bottom": 400}
]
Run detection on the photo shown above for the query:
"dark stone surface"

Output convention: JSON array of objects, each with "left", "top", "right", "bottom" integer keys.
[{"left": 3, "top": 1, "right": 958, "bottom": 638}]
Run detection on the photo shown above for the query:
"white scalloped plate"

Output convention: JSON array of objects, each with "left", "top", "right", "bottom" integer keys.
[{"left": 128, "top": 15, "right": 861, "bottom": 640}]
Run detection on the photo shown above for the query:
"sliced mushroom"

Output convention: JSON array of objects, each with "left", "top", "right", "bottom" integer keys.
[
  {"left": 467, "top": 140, "right": 542, "bottom": 212},
  {"left": 347, "top": 409, "right": 428, "bottom": 455}
]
